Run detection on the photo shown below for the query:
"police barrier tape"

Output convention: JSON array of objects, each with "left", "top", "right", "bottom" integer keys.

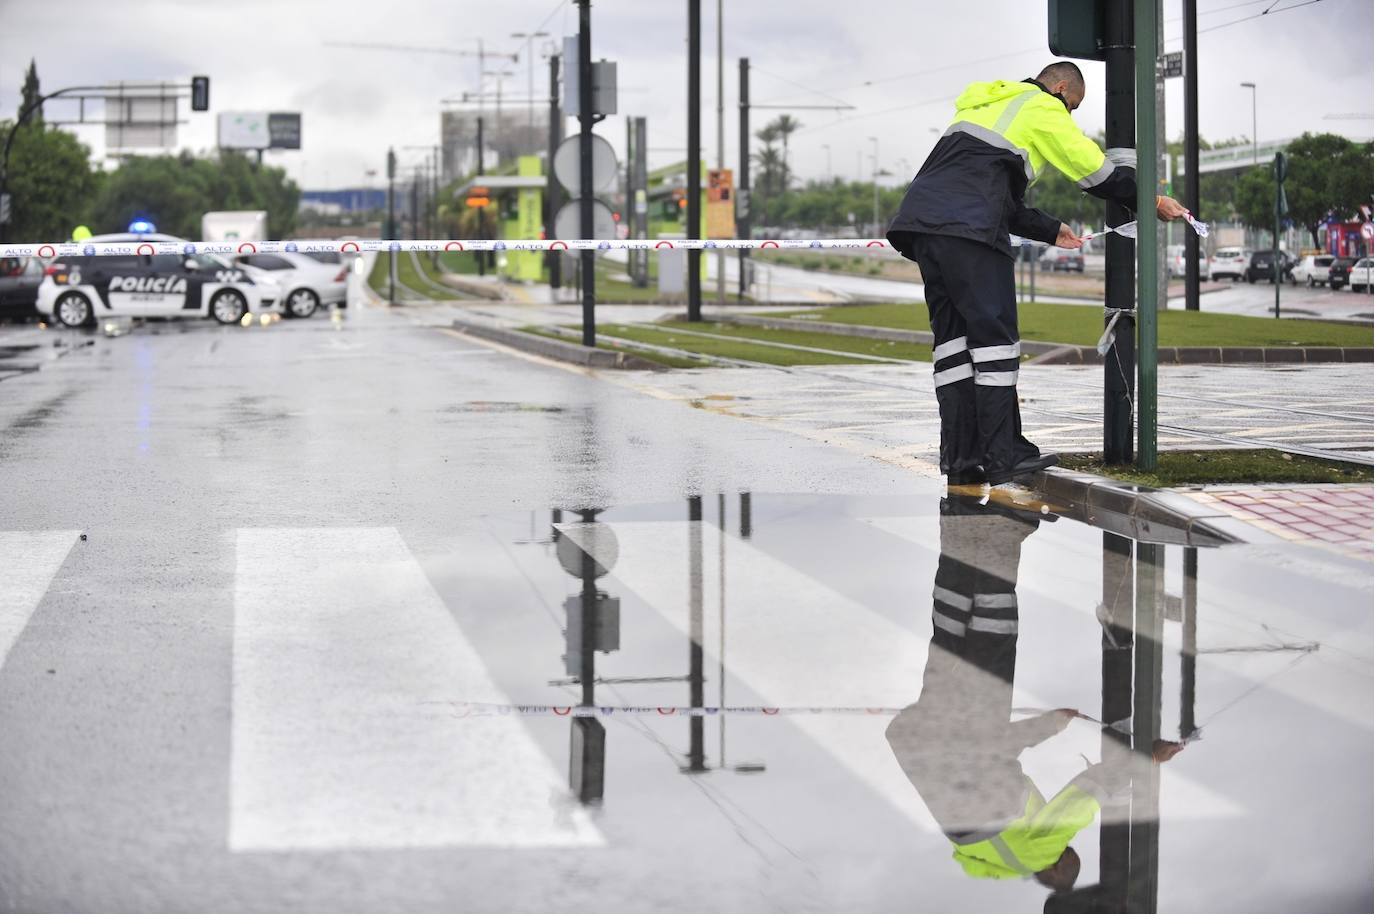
[
  {"left": 0, "top": 218, "right": 1205, "bottom": 259},
  {"left": 427, "top": 702, "right": 910, "bottom": 718}
]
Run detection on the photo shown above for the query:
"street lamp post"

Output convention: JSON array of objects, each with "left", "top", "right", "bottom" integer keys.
[
  {"left": 868, "top": 136, "right": 879, "bottom": 235},
  {"left": 821, "top": 143, "right": 831, "bottom": 182},
  {"left": 1240, "top": 81, "right": 1257, "bottom": 166}
]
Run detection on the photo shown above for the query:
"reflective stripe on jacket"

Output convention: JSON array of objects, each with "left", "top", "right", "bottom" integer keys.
[{"left": 887, "top": 79, "right": 1138, "bottom": 260}]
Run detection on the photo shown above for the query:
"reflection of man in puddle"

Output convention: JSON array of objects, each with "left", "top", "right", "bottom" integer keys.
[{"left": 886, "top": 493, "right": 1183, "bottom": 899}]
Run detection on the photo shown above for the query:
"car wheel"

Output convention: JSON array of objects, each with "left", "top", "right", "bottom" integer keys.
[
  {"left": 210, "top": 289, "right": 248, "bottom": 324},
  {"left": 285, "top": 288, "right": 319, "bottom": 319},
  {"left": 54, "top": 291, "right": 94, "bottom": 328}
]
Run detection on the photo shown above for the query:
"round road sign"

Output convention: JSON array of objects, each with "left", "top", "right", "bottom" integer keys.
[{"left": 554, "top": 134, "right": 618, "bottom": 194}]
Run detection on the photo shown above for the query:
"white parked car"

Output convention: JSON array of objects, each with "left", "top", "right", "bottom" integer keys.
[
  {"left": 1208, "top": 247, "right": 1249, "bottom": 281},
  {"left": 231, "top": 252, "right": 348, "bottom": 318},
  {"left": 1167, "top": 244, "right": 1211, "bottom": 280},
  {"left": 1289, "top": 254, "right": 1335, "bottom": 287},
  {"left": 36, "top": 234, "right": 281, "bottom": 328},
  {"left": 1348, "top": 258, "right": 1374, "bottom": 293}
]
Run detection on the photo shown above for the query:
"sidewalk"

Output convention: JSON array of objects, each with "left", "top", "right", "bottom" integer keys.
[{"left": 1185, "top": 485, "right": 1374, "bottom": 559}]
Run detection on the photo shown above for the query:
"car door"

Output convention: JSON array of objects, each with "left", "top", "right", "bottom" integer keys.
[{"left": 89, "top": 255, "right": 151, "bottom": 315}]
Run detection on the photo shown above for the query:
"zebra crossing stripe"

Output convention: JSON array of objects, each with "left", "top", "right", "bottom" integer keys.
[
  {"left": 230, "top": 527, "right": 603, "bottom": 851},
  {"left": 0, "top": 531, "right": 80, "bottom": 672}
]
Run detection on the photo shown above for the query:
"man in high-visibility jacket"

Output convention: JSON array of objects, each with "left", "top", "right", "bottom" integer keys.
[{"left": 887, "top": 61, "right": 1190, "bottom": 486}]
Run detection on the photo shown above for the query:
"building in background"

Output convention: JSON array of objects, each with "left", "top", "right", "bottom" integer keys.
[{"left": 440, "top": 104, "right": 548, "bottom": 183}]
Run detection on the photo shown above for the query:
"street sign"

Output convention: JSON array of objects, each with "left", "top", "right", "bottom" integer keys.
[
  {"left": 1161, "top": 52, "right": 1183, "bottom": 79},
  {"left": 553, "top": 134, "right": 618, "bottom": 193},
  {"left": 554, "top": 198, "right": 617, "bottom": 240},
  {"left": 1048, "top": 0, "right": 1105, "bottom": 61},
  {"left": 561, "top": 36, "right": 618, "bottom": 118},
  {"left": 707, "top": 168, "right": 736, "bottom": 239},
  {"left": 1361, "top": 223, "right": 1373, "bottom": 241}
]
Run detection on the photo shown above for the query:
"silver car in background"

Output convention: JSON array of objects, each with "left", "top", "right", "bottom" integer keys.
[{"left": 232, "top": 252, "right": 348, "bottom": 318}]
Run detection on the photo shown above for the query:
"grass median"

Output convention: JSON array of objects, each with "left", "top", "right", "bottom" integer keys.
[
  {"left": 591, "top": 320, "right": 933, "bottom": 366},
  {"left": 774, "top": 302, "right": 1374, "bottom": 349},
  {"left": 1061, "top": 449, "right": 1374, "bottom": 487}
]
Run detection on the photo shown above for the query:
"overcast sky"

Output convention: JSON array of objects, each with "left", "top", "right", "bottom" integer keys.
[{"left": 1, "top": 0, "right": 1369, "bottom": 192}]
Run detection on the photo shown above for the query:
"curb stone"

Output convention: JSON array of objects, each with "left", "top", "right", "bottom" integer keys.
[
  {"left": 1030, "top": 467, "right": 1283, "bottom": 547},
  {"left": 450, "top": 319, "right": 666, "bottom": 371}
]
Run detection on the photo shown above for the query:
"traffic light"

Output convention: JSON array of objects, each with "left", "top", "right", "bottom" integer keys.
[
  {"left": 190, "top": 76, "right": 210, "bottom": 112},
  {"left": 1048, "top": 0, "right": 1106, "bottom": 61}
]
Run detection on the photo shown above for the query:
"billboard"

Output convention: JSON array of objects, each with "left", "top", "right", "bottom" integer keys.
[
  {"left": 268, "top": 113, "right": 301, "bottom": 149},
  {"left": 218, "top": 111, "right": 269, "bottom": 149},
  {"left": 218, "top": 111, "right": 302, "bottom": 150},
  {"left": 105, "top": 92, "right": 177, "bottom": 150}
]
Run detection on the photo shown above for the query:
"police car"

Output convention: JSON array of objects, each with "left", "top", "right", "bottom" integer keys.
[{"left": 36, "top": 233, "right": 281, "bottom": 328}]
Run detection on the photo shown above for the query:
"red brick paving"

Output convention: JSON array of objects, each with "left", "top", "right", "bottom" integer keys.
[{"left": 1186, "top": 485, "right": 1374, "bottom": 558}]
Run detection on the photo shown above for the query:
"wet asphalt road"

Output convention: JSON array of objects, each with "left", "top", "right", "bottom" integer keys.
[{"left": 1, "top": 307, "right": 1373, "bottom": 913}]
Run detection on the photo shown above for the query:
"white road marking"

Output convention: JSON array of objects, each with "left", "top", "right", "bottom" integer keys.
[
  {"left": 0, "top": 531, "right": 80, "bottom": 671},
  {"left": 230, "top": 526, "right": 603, "bottom": 851}
]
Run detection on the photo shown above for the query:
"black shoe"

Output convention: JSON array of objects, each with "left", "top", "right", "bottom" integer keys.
[
  {"left": 946, "top": 467, "right": 987, "bottom": 486},
  {"left": 985, "top": 453, "right": 1059, "bottom": 486}
]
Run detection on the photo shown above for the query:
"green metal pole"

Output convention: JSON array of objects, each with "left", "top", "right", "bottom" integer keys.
[{"left": 1135, "top": 0, "right": 1160, "bottom": 473}]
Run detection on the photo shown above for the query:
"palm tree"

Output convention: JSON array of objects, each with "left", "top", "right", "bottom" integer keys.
[
  {"left": 752, "top": 146, "right": 784, "bottom": 225},
  {"left": 769, "top": 114, "right": 803, "bottom": 193}
]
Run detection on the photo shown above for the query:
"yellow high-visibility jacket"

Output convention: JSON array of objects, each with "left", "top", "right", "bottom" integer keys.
[
  {"left": 888, "top": 79, "right": 1137, "bottom": 259},
  {"left": 950, "top": 774, "right": 1104, "bottom": 879}
]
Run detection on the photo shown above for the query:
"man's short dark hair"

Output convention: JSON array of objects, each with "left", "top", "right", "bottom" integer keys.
[{"left": 1037, "top": 61, "right": 1085, "bottom": 91}]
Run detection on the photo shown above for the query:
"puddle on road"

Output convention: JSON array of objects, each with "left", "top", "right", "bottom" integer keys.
[
  {"left": 426, "top": 492, "right": 1373, "bottom": 912},
  {"left": 439, "top": 400, "right": 567, "bottom": 414}
]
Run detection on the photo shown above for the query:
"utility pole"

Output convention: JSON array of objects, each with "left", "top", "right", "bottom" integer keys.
[
  {"left": 687, "top": 0, "right": 703, "bottom": 322},
  {"left": 737, "top": 57, "right": 750, "bottom": 299},
  {"left": 476, "top": 116, "right": 487, "bottom": 276},
  {"left": 577, "top": 0, "right": 596, "bottom": 346},
  {"left": 547, "top": 53, "right": 563, "bottom": 291},
  {"left": 1274, "top": 151, "right": 1287, "bottom": 320},
  {"left": 1136, "top": 0, "right": 1161, "bottom": 472},
  {"left": 1103, "top": 0, "right": 1136, "bottom": 465},
  {"left": 1183, "top": 0, "right": 1201, "bottom": 311},
  {"left": 869, "top": 136, "right": 879, "bottom": 234},
  {"left": 714, "top": 0, "right": 726, "bottom": 309},
  {"left": 387, "top": 146, "right": 397, "bottom": 305}
]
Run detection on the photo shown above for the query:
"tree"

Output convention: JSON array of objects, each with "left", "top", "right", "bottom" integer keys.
[
  {"left": 769, "top": 114, "right": 803, "bottom": 192},
  {"left": 87, "top": 151, "right": 300, "bottom": 239},
  {"left": 0, "top": 120, "right": 96, "bottom": 241},
  {"left": 1233, "top": 165, "right": 1275, "bottom": 236},
  {"left": 1233, "top": 133, "right": 1374, "bottom": 247},
  {"left": 18, "top": 60, "right": 42, "bottom": 125},
  {"left": 753, "top": 124, "right": 783, "bottom": 225}
]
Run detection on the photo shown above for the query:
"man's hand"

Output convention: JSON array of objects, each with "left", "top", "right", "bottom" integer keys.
[
  {"left": 1156, "top": 195, "right": 1189, "bottom": 221},
  {"left": 1055, "top": 223, "right": 1083, "bottom": 249},
  {"left": 1151, "top": 739, "right": 1186, "bottom": 763}
]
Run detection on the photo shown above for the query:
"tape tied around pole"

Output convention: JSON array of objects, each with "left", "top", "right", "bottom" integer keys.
[{"left": 1098, "top": 307, "right": 1134, "bottom": 356}]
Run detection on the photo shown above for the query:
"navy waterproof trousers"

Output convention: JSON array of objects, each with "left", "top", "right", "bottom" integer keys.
[{"left": 907, "top": 234, "right": 1040, "bottom": 480}]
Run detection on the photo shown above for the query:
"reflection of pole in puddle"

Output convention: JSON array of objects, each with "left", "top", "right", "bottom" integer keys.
[
  {"left": 686, "top": 496, "right": 707, "bottom": 773},
  {"left": 1099, "top": 532, "right": 1135, "bottom": 901},
  {"left": 1180, "top": 547, "right": 1199, "bottom": 741},
  {"left": 559, "top": 507, "right": 619, "bottom": 806},
  {"left": 1130, "top": 542, "right": 1165, "bottom": 912}
]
